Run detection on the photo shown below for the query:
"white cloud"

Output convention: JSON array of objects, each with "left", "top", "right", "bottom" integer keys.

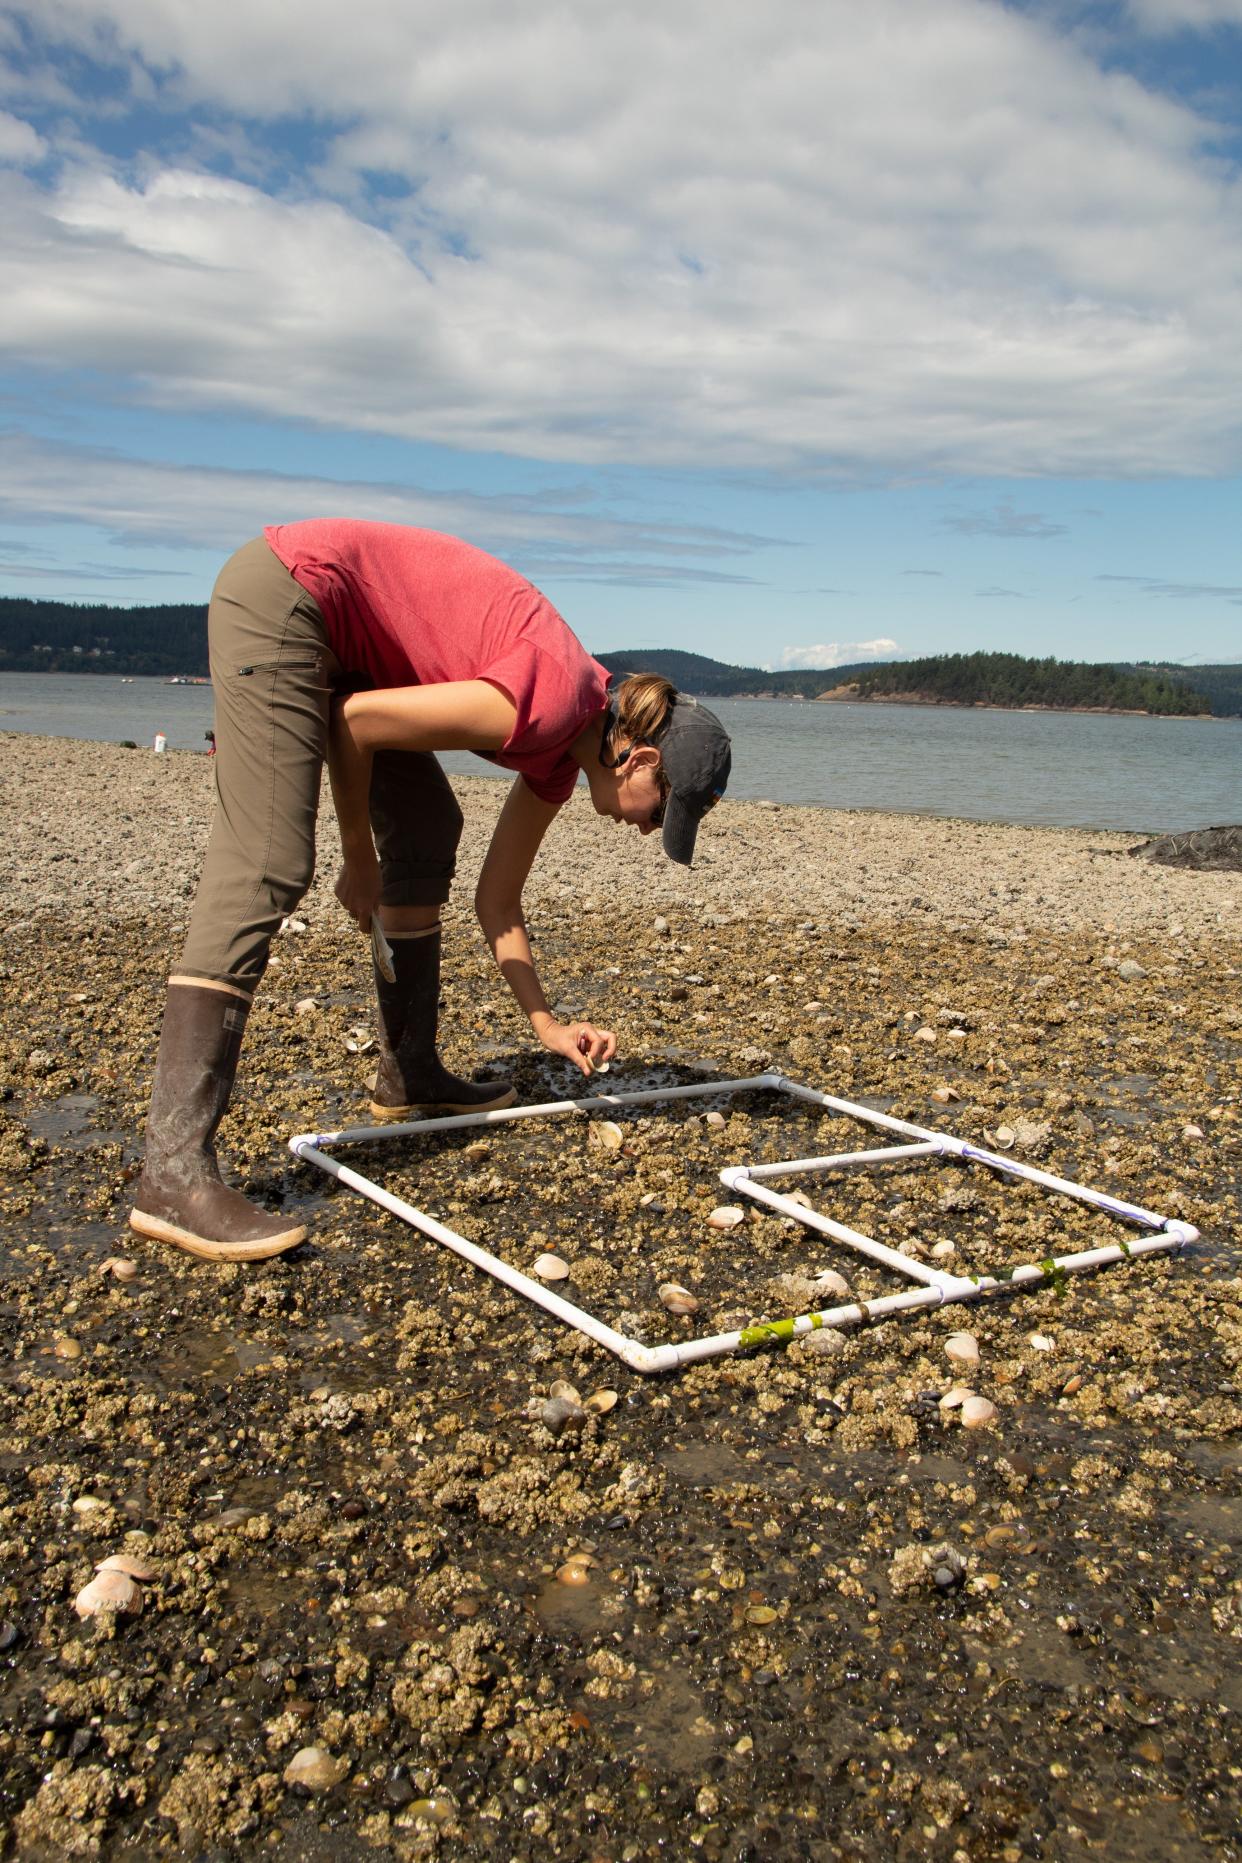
[
  {"left": 0, "top": 432, "right": 780, "bottom": 582},
  {"left": 778, "top": 640, "right": 899, "bottom": 669},
  {"left": 0, "top": 110, "right": 46, "bottom": 165},
  {"left": 0, "top": 2, "right": 1240, "bottom": 475}
]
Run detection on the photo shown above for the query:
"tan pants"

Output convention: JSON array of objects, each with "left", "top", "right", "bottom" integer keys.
[{"left": 177, "top": 538, "right": 464, "bottom": 992}]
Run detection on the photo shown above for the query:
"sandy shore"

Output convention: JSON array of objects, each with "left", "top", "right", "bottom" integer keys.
[{"left": 1, "top": 733, "right": 1239, "bottom": 1859}]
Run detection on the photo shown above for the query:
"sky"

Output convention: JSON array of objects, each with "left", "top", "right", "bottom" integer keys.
[{"left": 1, "top": 0, "right": 1240, "bottom": 670}]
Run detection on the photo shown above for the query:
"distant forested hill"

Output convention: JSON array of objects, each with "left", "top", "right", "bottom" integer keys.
[
  {"left": 0, "top": 597, "right": 1234, "bottom": 713},
  {"left": 851, "top": 651, "right": 1212, "bottom": 716},
  {"left": 0, "top": 596, "right": 209, "bottom": 676}
]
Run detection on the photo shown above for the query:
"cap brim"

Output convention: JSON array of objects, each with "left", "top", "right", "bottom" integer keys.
[{"left": 661, "top": 792, "right": 699, "bottom": 866}]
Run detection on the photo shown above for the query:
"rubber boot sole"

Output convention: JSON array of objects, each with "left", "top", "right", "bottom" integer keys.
[
  {"left": 129, "top": 1208, "right": 306, "bottom": 1262},
  {"left": 368, "top": 1084, "right": 518, "bottom": 1121}
]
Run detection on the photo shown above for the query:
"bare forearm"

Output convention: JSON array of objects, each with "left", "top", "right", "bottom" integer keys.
[{"left": 478, "top": 898, "right": 553, "bottom": 1034}]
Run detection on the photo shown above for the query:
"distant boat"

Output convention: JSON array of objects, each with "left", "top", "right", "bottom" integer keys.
[{"left": 165, "top": 675, "right": 210, "bottom": 685}]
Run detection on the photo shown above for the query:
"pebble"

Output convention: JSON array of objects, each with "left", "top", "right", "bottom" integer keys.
[
  {"left": 283, "top": 1747, "right": 345, "bottom": 1792},
  {"left": 914, "top": 1026, "right": 937, "bottom": 1043},
  {"left": 540, "top": 1396, "right": 586, "bottom": 1437},
  {"left": 960, "top": 1394, "right": 999, "bottom": 1429},
  {"left": 533, "top": 1253, "right": 570, "bottom": 1281},
  {"left": 791, "top": 1327, "right": 847, "bottom": 1359},
  {"left": 653, "top": 917, "right": 669, "bottom": 935},
  {"left": 1117, "top": 960, "right": 1147, "bottom": 981},
  {"left": 745, "top": 1604, "right": 778, "bottom": 1625},
  {"left": 944, "top": 1331, "right": 980, "bottom": 1368},
  {"left": 707, "top": 1206, "right": 745, "bottom": 1230},
  {"left": 74, "top": 1569, "right": 143, "bottom": 1619},
  {"left": 659, "top": 1282, "right": 700, "bottom": 1315}
]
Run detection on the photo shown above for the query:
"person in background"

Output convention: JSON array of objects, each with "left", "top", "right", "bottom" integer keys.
[
  {"left": 204, "top": 729, "right": 216, "bottom": 756},
  {"left": 130, "top": 521, "right": 731, "bottom": 1264}
]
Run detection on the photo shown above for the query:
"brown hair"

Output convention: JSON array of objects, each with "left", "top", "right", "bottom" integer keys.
[{"left": 613, "top": 672, "right": 676, "bottom": 747}]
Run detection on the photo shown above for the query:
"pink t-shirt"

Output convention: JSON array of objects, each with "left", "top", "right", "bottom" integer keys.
[{"left": 264, "top": 520, "right": 609, "bottom": 805}]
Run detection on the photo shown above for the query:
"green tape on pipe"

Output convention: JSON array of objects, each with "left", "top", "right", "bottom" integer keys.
[{"left": 738, "top": 1312, "right": 824, "bottom": 1348}]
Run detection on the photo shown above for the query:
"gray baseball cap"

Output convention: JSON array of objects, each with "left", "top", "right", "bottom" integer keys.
[{"left": 652, "top": 693, "right": 732, "bottom": 866}]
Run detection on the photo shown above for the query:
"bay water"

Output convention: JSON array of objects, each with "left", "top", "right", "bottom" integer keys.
[{"left": 1, "top": 671, "right": 1238, "bottom": 834}]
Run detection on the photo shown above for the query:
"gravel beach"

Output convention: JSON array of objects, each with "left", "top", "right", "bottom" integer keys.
[{"left": 1, "top": 732, "right": 1239, "bottom": 1860}]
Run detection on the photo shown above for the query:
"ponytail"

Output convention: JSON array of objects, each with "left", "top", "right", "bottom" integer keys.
[{"left": 612, "top": 672, "right": 676, "bottom": 747}]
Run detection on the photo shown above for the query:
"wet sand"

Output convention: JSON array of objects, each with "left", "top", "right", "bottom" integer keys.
[{"left": 1, "top": 734, "right": 1239, "bottom": 1859}]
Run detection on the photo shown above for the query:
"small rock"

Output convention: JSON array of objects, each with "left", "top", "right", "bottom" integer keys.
[
  {"left": 541, "top": 1396, "right": 586, "bottom": 1437},
  {"left": 944, "top": 1331, "right": 980, "bottom": 1368},
  {"left": 707, "top": 1206, "right": 744, "bottom": 1231},
  {"left": 659, "top": 1282, "right": 700, "bottom": 1315},
  {"left": 745, "top": 1605, "right": 778, "bottom": 1625},
  {"left": 283, "top": 1747, "right": 345, "bottom": 1792},
  {"left": 914, "top": 1026, "right": 937, "bottom": 1043},
  {"left": 653, "top": 917, "right": 670, "bottom": 935},
  {"left": 960, "top": 1395, "right": 998, "bottom": 1430},
  {"left": 294, "top": 996, "right": 318, "bottom": 1016},
  {"left": 1012, "top": 1118, "right": 1052, "bottom": 1155},
  {"left": 74, "top": 1569, "right": 143, "bottom": 1619},
  {"left": 533, "top": 1253, "right": 570, "bottom": 1281},
  {"left": 1117, "top": 960, "right": 1146, "bottom": 981},
  {"left": 790, "top": 1327, "right": 847, "bottom": 1359},
  {"left": 889, "top": 1541, "right": 967, "bottom": 1596}
]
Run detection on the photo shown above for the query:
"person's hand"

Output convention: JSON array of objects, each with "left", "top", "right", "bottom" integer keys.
[
  {"left": 334, "top": 851, "right": 382, "bottom": 933},
  {"left": 538, "top": 1019, "right": 617, "bottom": 1077}
]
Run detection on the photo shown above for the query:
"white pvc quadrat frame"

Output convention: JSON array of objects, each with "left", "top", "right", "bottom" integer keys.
[{"left": 288, "top": 1073, "right": 1197, "bottom": 1376}]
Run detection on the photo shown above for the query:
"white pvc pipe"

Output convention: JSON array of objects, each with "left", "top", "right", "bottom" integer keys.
[
  {"left": 741, "top": 1142, "right": 943, "bottom": 1179},
  {"left": 291, "top": 1138, "right": 682, "bottom": 1374},
  {"left": 720, "top": 1164, "right": 967, "bottom": 1291}
]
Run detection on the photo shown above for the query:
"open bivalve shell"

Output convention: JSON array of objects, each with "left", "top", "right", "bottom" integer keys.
[
  {"left": 96, "top": 1553, "right": 157, "bottom": 1582},
  {"left": 659, "top": 1282, "right": 699, "bottom": 1315},
  {"left": 74, "top": 1569, "right": 143, "bottom": 1619}
]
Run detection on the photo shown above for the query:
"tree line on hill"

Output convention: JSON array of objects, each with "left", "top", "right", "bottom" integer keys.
[{"left": 0, "top": 597, "right": 1234, "bottom": 714}]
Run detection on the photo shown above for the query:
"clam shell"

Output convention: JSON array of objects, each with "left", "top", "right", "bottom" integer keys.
[
  {"left": 53, "top": 1336, "right": 82, "bottom": 1361},
  {"left": 74, "top": 1569, "right": 142, "bottom": 1619},
  {"left": 549, "top": 1379, "right": 581, "bottom": 1405},
  {"left": 96, "top": 1554, "right": 157, "bottom": 1581},
  {"left": 533, "top": 1253, "right": 570, "bottom": 1281},
  {"left": 556, "top": 1558, "right": 595, "bottom": 1587},
  {"left": 583, "top": 1389, "right": 618, "bottom": 1415},
  {"left": 708, "top": 1206, "right": 744, "bottom": 1231},
  {"left": 960, "top": 1395, "right": 998, "bottom": 1430},
  {"left": 659, "top": 1282, "right": 699, "bottom": 1315},
  {"left": 100, "top": 1257, "right": 138, "bottom": 1282},
  {"left": 588, "top": 1121, "right": 624, "bottom": 1151},
  {"left": 944, "top": 1331, "right": 980, "bottom": 1368},
  {"left": 939, "top": 1384, "right": 973, "bottom": 1411}
]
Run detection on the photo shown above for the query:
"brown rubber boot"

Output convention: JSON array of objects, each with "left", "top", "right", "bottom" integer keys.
[
  {"left": 369, "top": 928, "right": 516, "bottom": 1119},
  {"left": 130, "top": 983, "right": 306, "bottom": 1261}
]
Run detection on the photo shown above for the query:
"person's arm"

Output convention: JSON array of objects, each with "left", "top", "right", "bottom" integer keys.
[
  {"left": 329, "top": 680, "right": 519, "bottom": 930},
  {"left": 475, "top": 778, "right": 617, "bottom": 1078}
]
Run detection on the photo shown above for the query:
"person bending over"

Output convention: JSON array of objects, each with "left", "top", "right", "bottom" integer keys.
[{"left": 130, "top": 521, "right": 731, "bottom": 1263}]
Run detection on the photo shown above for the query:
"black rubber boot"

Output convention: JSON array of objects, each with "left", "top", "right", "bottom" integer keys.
[
  {"left": 370, "top": 928, "right": 516, "bottom": 1119},
  {"left": 130, "top": 984, "right": 306, "bottom": 1261}
]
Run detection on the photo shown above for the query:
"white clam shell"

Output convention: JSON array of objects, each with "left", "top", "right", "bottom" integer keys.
[
  {"left": 548, "top": 1379, "right": 581, "bottom": 1405},
  {"left": 588, "top": 1120, "right": 624, "bottom": 1151},
  {"left": 708, "top": 1206, "right": 744, "bottom": 1231},
  {"left": 96, "top": 1554, "right": 157, "bottom": 1581},
  {"left": 533, "top": 1253, "right": 570, "bottom": 1281},
  {"left": 583, "top": 1389, "right": 618, "bottom": 1414},
  {"left": 100, "top": 1257, "right": 138, "bottom": 1282},
  {"left": 74, "top": 1569, "right": 143, "bottom": 1619},
  {"left": 960, "top": 1395, "right": 999, "bottom": 1429},
  {"left": 659, "top": 1282, "right": 700, "bottom": 1315},
  {"left": 944, "top": 1331, "right": 980, "bottom": 1367}
]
